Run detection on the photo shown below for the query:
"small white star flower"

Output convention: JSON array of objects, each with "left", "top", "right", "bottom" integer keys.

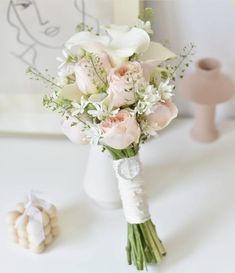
[
  {"left": 158, "top": 80, "right": 174, "bottom": 100},
  {"left": 136, "top": 19, "right": 153, "bottom": 35},
  {"left": 72, "top": 97, "right": 89, "bottom": 115},
  {"left": 84, "top": 124, "right": 102, "bottom": 145},
  {"left": 135, "top": 85, "right": 161, "bottom": 115},
  {"left": 88, "top": 102, "right": 119, "bottom": 120}
]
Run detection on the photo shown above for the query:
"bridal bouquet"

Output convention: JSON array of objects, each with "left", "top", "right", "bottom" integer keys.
[{"left": 28, "top": 14, "right": 185, "bottom": 270}]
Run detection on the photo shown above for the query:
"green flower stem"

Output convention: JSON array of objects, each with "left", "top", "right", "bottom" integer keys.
[
  {"left": 147, "top": 221, "right": 166, "bottom": 256},
  {"left": 126, "top": 225, "right": 132, "bottom": 265},
  {"left": 87, "top": 53, "right": 108, "bottom": 87},
  {"left": 27, "top": 67, "right": 62, "bottom": 89},
  {"left": 103, "top": 145, "right": 139, "bottom": 161},
  {"left": 139, "top": 224, "right": 153, "bottom": 263}
]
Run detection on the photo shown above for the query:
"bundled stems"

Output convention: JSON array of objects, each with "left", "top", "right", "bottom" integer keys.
[
  {"left": 127, "top": 220, "right": 166, "bottom": 270},
  {"left": 105, "top": 145, "right": 166, "bottom": 270}
]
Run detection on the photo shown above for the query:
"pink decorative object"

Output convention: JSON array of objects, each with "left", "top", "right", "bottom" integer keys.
[{"left": 180, "top": 58, "right": 235, "bottom": 142}]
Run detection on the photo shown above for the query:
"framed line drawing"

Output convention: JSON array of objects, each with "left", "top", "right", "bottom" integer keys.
[{"left": 0, "top": 0, "right": 142, "bottom": 135}]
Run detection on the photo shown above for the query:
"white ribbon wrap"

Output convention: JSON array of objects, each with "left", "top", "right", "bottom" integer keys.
[
  {"left": 15, "top": 193, "right": 52, "bottom": 246},
  {"left": 113, "top": 156, "right": 151, "bottom": 224}
]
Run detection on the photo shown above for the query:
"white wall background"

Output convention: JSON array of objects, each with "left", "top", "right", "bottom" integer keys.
[{"left": 146, "top": 0, "right": 235, "bottom": 119}]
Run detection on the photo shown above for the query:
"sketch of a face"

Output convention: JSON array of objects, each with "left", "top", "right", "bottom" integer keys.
[
  {"left": 7, "top": 0, "right": 103, "bottom": 66},
  {"left": 9, "top": 0, "right": 66, "bottom": 48}
]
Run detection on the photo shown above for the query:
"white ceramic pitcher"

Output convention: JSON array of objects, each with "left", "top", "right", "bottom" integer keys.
[{"left": 83, "top": 145, "right": 122, "bottom": 209}]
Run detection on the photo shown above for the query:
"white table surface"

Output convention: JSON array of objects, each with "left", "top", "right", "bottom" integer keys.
[{"left": 0, "top": 119, "right": 235, "bottom": 273}]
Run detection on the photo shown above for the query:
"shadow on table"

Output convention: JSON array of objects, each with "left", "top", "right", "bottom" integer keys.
[
  {"left": 144, "top": 139, "right": 234, "bottom": 200},
  {"left": 143, "top": 141, "right": 235, "bottom": 269},
  {"left": 49, "top": 201, "right": 95, "bottom": 250}
]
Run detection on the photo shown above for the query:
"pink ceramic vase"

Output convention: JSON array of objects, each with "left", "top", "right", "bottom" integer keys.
[{"left": 180, "top": 58, "right": 235, "bottom": 142}]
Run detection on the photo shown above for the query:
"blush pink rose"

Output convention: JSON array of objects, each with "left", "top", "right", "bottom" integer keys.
[
  {"left": 107, "top": 62, "right": 145, "bottom": 108},
  {"left": 101, "top": 110, "right": 141, "bottom": 150},
  {"left": 146, "top": 101, "right": 178, "bottom": 130},
  {"left": 75, "top": 52, "right": 112, "bottom": 95},
  {"left": 61, "top": 117, "right": 88, "bottom": 144}
]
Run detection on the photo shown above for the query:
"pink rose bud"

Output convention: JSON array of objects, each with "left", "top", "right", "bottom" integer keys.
[
  {"left": 75, "top": 52, "right": 112, "bottom": 95},
  {"left": 107, "top": 62, "right": 146, "bottom": 108},
  {"left": 101, "top": 110, "right": 141, "bottom": 150},
  {"left": 146, "top": 101, "right": 178, "bottom": 130}
]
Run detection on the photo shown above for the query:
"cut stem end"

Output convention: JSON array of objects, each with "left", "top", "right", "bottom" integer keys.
[{"left": 127, "top": 219, "right": 166, "bottom": 271}]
